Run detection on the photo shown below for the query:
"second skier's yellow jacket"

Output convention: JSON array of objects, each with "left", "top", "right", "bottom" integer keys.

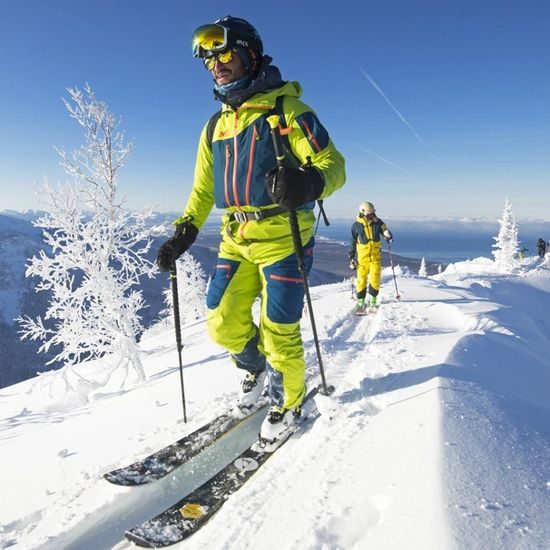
[{"left": 350, "top": 215, "right": 390, "bottom": 264}]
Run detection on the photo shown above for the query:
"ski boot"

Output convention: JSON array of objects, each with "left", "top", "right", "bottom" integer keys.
[
  {"left": 355, "top": 298, "right": 367, "bottom": 316},
  {"left": 255, "top": 404, "right": 302, "bottom": 452},
  {"left": 368, "top": 295, "right": 379, "bottom": 313},
  {"left": 237, "top": 370, "right": 266, "bottom": 412}
]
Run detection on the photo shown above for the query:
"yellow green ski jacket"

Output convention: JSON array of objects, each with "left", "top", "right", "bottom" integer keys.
[{"left": 183, "top": 81, "right": 345, "bottom": 240}]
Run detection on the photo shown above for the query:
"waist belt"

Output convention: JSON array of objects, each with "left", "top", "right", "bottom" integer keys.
[{"left": 228, "top": 206, "right": 287, "bottom": 223}]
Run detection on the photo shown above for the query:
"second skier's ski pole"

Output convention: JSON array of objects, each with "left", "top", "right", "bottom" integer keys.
[
  {"left": 267, "top": 115, "right": 333, "bottom": 397},
  {"left": 386, "top": 240, "right": 401, "bottom": 300},
  {"left": 170, "top": 264, "right": 187, "bottom": 422}
]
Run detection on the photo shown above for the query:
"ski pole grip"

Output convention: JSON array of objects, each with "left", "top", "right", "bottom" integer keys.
[{"left": 267, "top": 115, "right": 286, "bottom": 168}]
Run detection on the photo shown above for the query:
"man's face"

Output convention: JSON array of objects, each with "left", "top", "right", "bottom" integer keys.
[{"left": 210, "top": 51, "right": 247, "bottom": 85}]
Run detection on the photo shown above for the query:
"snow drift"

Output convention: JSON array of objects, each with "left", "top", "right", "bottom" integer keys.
[{"left": 1, "top": 256, "right": 549, "bottom": 550}]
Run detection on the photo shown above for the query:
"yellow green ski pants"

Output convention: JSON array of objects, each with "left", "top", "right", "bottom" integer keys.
[{"left": 206, "top": 232, "right": 313, "bottom": 410}]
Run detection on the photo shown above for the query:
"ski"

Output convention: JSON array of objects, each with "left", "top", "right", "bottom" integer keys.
[
  {"left": 354, "top": 306, "right": 367, "bottom": 316},
  {"left": 104, "top": 400, "right": 268, "bottom": 486},
  {"left": 124, "top": 386, "right": 320, "bottom": 547}
]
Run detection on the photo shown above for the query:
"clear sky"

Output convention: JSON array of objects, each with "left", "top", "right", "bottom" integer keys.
[{"left": 1, "top": 0, "right": 549, "bottom": 218}]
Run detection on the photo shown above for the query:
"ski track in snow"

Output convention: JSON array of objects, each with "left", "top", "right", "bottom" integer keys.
[{"left": 178, "top": 278, "right": 443, "bottom": 550}]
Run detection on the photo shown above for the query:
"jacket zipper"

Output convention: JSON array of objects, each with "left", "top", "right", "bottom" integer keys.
[
  {"left": 224, "top": 144, "right": 231, "bottom": 207},
  {"left": 232, "top": 110, "right": 241, "bottom": 208}
]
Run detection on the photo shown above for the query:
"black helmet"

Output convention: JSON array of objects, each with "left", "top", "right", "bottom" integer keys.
[{"left": 192, "top": 16, "right": 263, "bottom": 58}]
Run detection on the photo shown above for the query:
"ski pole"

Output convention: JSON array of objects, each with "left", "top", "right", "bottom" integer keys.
[
  {"left": 267, "top": 115, "right": 333, "bottom": 396},
  {"left": 170, "top": 264, "right": 187, "bottom": 422},
  {"left": 386, "top": 240, "right": 401, "bottom": 300}
]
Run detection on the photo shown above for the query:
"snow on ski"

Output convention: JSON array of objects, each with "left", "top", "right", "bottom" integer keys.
[
  {"left": 124, "top": 386, "right": 320, "bottom": 547},
  {"left": 104, "top": 400, "right": 268, "bottom": 486}
]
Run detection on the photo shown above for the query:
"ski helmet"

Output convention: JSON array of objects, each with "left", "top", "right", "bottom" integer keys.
[
  {"left": 192, "top": 16, "right": 263, "bottom": 59},
  {"left": 359, "top": 202, "right": 375, "bottom": 216}
]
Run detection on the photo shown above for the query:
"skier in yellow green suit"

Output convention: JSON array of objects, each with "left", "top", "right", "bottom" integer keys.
[
  {"left": 349, "top": 202, "right": 392, "bottom": 311},
  {"left": 156, "top": 16, "right": 345, "bottom": 444}
]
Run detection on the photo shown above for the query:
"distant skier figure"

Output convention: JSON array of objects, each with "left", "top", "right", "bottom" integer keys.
[
  {"left": 518, "top": 246, "right": 529, "bottom": 260},
  {"left": 537, "top": 238, "right": 546, "bottom": 258},
  {"left": 349, "top": 202, "right": 392, "bottom": 313},
  {"left": 156, "top": 16, "right": 345, "bottom": 447}
]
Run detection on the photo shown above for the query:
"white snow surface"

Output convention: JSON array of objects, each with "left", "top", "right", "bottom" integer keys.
[{"left": 1, "top": 256, "right": 550, "bottom": 550}]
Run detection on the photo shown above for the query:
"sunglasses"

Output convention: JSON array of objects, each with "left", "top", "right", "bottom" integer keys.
[
  {"left": 192, "top": 23, "right": 228, "bottom": 58},
  {"left": 203, "top": 49, "right": 234, "bottom": 70}
]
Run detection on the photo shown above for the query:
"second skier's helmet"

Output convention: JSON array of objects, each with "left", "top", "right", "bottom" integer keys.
[
  {"left": 359, "top": 201, "right": 375, "bottom": 216},
  {"left": 191, "top": 16, "right": 263, "bottom": 59}
]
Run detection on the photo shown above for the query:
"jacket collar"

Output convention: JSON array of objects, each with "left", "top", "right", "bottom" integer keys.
[{"left": 215, "top": 57, "right": 302, "bottom": 110}]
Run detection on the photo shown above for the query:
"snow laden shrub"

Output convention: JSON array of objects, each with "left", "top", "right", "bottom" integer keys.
[
  {"left": 418, "top": 257, "right": 428, "bottom": 277},
  {"left": 492, "top": 196, "right": 519, "bottom": 272},
  {"left": 160, "top": 252, "right": 207, "bottom": 326},
  {"left": 18, "top": 85, "right": 156, "bottom": 382}
]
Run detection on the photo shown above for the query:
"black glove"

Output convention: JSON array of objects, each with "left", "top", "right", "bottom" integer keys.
[
  {"left": 265, "top": 165, "right": 324, "bottom": 210},
  {"left": 349, "top": 258, "right": 357, "bottom": 270},
  {"left": 156, "top": 221, "right": 198, "bottom": 272}
]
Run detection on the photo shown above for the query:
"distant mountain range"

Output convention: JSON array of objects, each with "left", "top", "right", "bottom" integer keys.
[{"left": 0, "top": 211, "right": 433, "bottom": 389}]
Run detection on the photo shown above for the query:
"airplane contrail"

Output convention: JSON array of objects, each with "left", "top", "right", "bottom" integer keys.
[
  {"left": 22, "top": 0, "right": 87, "bottom": 25},
  {"left": 358, "top": 146, "right": 420, "bottom": 180},
  {"left": 360, "top": 67, "right": 439, "bottom": 163}
]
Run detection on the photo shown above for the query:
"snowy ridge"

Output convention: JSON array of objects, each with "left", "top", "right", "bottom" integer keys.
[{"left": 1, "top": 257, "right": 549, "bottom": 549}]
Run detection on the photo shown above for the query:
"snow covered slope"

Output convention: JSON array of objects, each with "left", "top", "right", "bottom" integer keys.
[{"left": 0, "top": 257, "right": 549, "bottom": 549}]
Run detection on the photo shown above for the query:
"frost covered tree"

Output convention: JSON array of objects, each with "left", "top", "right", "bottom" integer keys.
[
  {"left": 437, "top": 264, "right": 442, "bottom": 274},
  {"left": 492, "top": 196, "right": 519, "bottom": 271},
  {"left": 418, "top": 257, "right": 428, "bottom": 277},
  {"left": 160, "top": 252, "right": 207, "bottom": 326},
  {"left": 18, "top": 85, "right": 155, "bottom": 382}
]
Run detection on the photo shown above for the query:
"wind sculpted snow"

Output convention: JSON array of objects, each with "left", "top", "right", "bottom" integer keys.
[{"left": 0, "top": 257, "right": 549, "bottom": 549}]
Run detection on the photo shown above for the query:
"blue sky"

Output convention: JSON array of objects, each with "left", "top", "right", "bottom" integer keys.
[{"left": 0, "top": 0, "right": 549, "bottom": 218}]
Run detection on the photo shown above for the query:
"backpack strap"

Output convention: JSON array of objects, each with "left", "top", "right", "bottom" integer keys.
[
  {"left": 273, "top": 95, "right": 330, "bottom": 227},
  {"left": 271, "top": 95, "right": 301, "bottom": 168},
  {"left": 206, "top": 110, "right": 222, "bottom": 148}
]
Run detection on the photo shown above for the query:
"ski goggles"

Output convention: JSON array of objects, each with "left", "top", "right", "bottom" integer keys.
[
  {"left": 203, "top": 49, "right": 234, "bottom": 70},
  {"left": 192, "top": 23, "right": 228, "bottom": 58}
]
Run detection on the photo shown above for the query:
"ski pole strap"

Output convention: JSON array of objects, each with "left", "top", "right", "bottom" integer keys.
[
  {"left": 228, "top": 206, "right": 287, "bottom": 223},
  {"left": 314, "top": 199, "right": 330, "bottom": 234}
]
